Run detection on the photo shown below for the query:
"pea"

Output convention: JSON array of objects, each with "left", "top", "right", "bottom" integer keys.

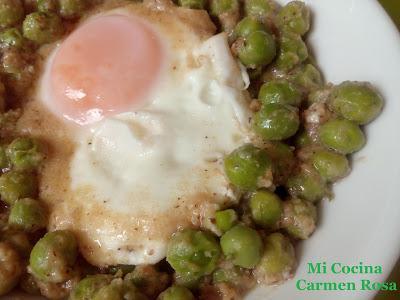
[
  {"left": 311, "top": 150, "right": 350, "bottom": 182},
  {"left": 0, "top": 145, "right": 10, "bottom": 169},
  {"left": 29, "top": 230, "right": 78, "bottom": 283},
  {"left": 254, "top": 233, "right": 295, "bottom": 284},
  {"left": 7, "top": 137, "right": 43, "bottom": 171},
  {"left": 258, "top": 80, "right": 301, "bottom": 106},
  {"left": 319, "top": 119, "right": 365, "bottom": 154},
  {"left": 252, "top": 103, "right": 300, "bottom": 141},
  {"left": 234, "top": 16, "right": 265, "bottom": 39},
  {"left": 212, "top": 266, "right": 242, "bottom": 284},
  {"left": 250, "top": 190, "right": 282, "bottom": 229},
  {"left": 124, "top": 265, "right": 169, "bottom": 298},
  {"left": 237, "top": 30, "right": 276, "bottom": 68},
  {"left": 277, "top": 1, "right": 310, "bottom": 36},
  {"left": 0, "top": 28, "right": 24, "bottom": 49},
  {"left": 264, "top": 142, "right": 296, "bottom": 185},
  {"left": 215, "top": 209, "right": 238, "bottom": 233},
  {"left": 0, "top": 242, "right": 23, "bottom": 296},
  {"left": 282, "top": 198, "right": 317, "bottom": 239},
  {"left": 329, "top": 81, "right": 383, "bottom": 125},
  {"left": 157, "top": 286, "right": 195, "bottom": 300},
  {"left": 177, "top": 0, "right": 204, "bottom": 9},
  {"left": 58, "top": 0, "right": 86, "bottom": 19},
  {"left": 0, "top": 0, "right": 24, "bottom": 28},
  {"left": 0, "top": 170, "right": 37, "bottom": 206},
  {"left": 209, "top": 0, "right": 238, "bottom": 16},
  {"left": 244, "top": 0, "right": 275, "bottom": 21},
  {"left": 1, "top": 48, "right": 25, "bottom": 75},
  {"left": 20, "top": 274, "right": 41, "bottom": 295},
  {"left": 276, "top": 31, "right": 308, "bottom": 72},
  {"left": 23, "top": 12, "right": 63, "bottom": 45},
  {"left": 294, "top": 130, "right": 312, "bottom": 147},
  {"left": 224, "top": 144, "right": 271, "bottom": 190},
  {"left": 69, "top": 275, "right": 113, "bottom": 300},
  {"left": 292, "top": 64, "right": 323, "bottom": 92},
  {"left": 37, "top": 0, "right": 58, "bottom": 13},
  {"left": 8, "top": 198, "right": 47, "bottom": 231},
  {"left": 286, "top": 168, "right": 326, "bottom": 202},
  {"left": 166, "top": 229, "right": 221, "bottom": 279},
  {"left": 220, "top": 224, "right": 263, "bottom": 268},
  {"left": 173, "top": 272, "right": 201, "bottom": 289},
  {"left": 93, "top": 278, "right": 146, "bottom": 300},
  {"left": 1, "top": 230, "right": 31, "bottom": 257}
]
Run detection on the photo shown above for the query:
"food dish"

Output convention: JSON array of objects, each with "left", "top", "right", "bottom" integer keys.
[{"left": 0, "top": 0, "right": 398, "bottom": 298}]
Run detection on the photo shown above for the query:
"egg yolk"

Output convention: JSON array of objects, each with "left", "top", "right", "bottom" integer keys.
[{"left": 50, "top": 15, "right": 164, "bottom": 125}]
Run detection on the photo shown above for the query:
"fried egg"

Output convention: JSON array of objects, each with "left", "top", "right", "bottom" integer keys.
[{"left": 17, "top": 0, "right": 252, "bottom": 266}]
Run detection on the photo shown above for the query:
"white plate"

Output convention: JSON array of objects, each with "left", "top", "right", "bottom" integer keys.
[
  {"left": 5, "top": 0, "right": 400, "bottom": 299},
  {"left": 249, "top": 0, "right": 400, "bottom": 299}
]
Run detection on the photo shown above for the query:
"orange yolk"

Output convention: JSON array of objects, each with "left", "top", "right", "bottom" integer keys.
[{"left": 50, "top": 15, "right": 164, "bottom": 125}]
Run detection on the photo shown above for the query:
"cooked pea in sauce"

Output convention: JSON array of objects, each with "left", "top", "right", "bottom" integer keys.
[{"left": 0, "top": 0, "right": 383, "bottom": 299}]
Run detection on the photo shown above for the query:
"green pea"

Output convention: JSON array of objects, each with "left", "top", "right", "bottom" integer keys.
[
  {"left": 29, "top": 230, "right": 78, "bottom": 283},
  {"left": 93, "top": 278, "right": 146, "bottom": 300},
  {"left": 69, "top": 275, "right": 113, "bottom": 300},
  {"left": 244, "top": 0, "right": 275, "bottom": 21},
  {"left": 0, "top": 0, "right": 24, "bottom": 28},
  {"left": 276, "top": 31, "right": 308, "bottom": 72},
  {"left": 294, "top": 130, "right": 312, "bottom": 147},
  {"left": 209, "top": 0, "right": 238, "bottom": 16},
  {"left": 258, "top": 80, "right": 301, "bottom": 106},
  {"left": 277, "top": 1, "right": 310, "bottom": 36},
  {"left": 220, "top": 224, "right": 263, "bottom": 268},
  {"left": 212, "top": 266, "right": 242, "bottom": 284},
  {"left": 166, "top": 229, "right": 221, "bottom": 279},
  {"left": 224, "top": 144, "right": 271, "bottom": 190},
  {"left": 311, "top": 150, "right": 350, "bottom": 182},
  {"left": 124, "top": 265, "right": 169, "bottom": 298},
  {"left": 58, "top": 0, "right": 86, "bottom": 19},
  {"left": 177, "top": 0, "right": 204, "bottom": 9},
  {"left": 20, "top": 274, "right": 41, "bottom": 295},
  {"left": 0, "top": 241, "right": 23, "bottom": 296},
  {"left": 237, "top": 30, "right": 276, "bottom": 68},
  {"left": 215, "top": 209, "right": 238, "bottom": 233},
  {"left": 286, "top": 168, "right": 326, "bottom": 202},
  {"left": 0, "top": 170, "right": 37, "bottom": 206},
  {"left": 329, "top": 81, "right": 383, "bottom": 125},
  {"left": 8, "top": 198, "right": 46, "bottom": 231},
  {"left": 0, "top": 28, "right": 24, "bottom": 49},
  {"left": 264, "top": 142, "right": 296, "bottom": 185},
  {"left": 173, "top": 272, "right": 201, "bottom": 289},
  {"left": 7, "top": 137, "right": 43, "bottom": 171},
  {"left": 23, "top": 12, "right": 63, "bottom": 45},
  {"left": 37, "top": 0, "right": 58, "bottom": 13},
  {"left": 234, "top": 16, "right": 265, "bottom": 39},
  {"left": 250, "top": 190, "right": 282, "bottom": 229},
  {"left": 1, "top": 230, "right": 32, "bottom": 257},
  {"left": 157, "top": 286, "right": 194, "bottom": 300},
  {"left": 1, "top": 48, "right": 27, "bottom": 76},
  {"left": 254, "top": 233, "right": 295, "bottom": 284},
  {"left": 0, "top": 145, "right": 10, "bottom": 169},
  {"left": 319, "top": 119, "right": 365, "bottom": 154},
  {"left": 291, "top": 64, "right": 323, "bottom": 92},
  {"left": 282, "top": 198, "right": 317, "bottom": 239},
  {"left": 252, "top": 103, "right": 300, "bottom": 141}
]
